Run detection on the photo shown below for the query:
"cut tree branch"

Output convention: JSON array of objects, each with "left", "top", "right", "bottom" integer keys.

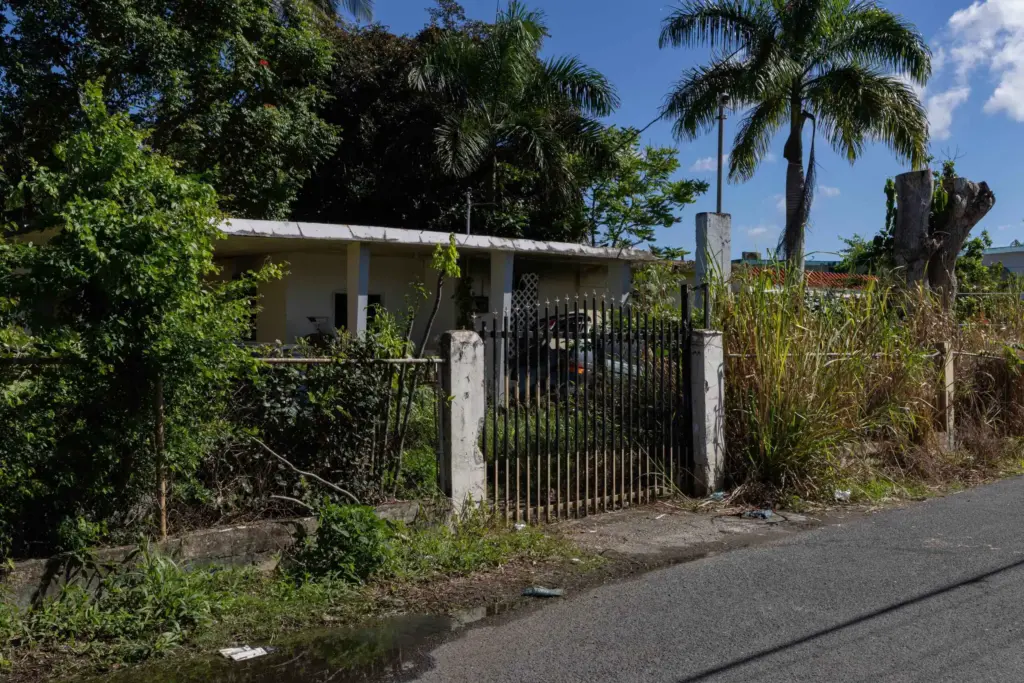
[
  {"left": 270, "top": 495, "right": 315, "bottom": 512},
  {"left": 250, "top": 436, "right": 362, "bottom": 505}
]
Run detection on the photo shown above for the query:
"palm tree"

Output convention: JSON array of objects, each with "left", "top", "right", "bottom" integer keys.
[
  {"left": 409, "top": 1, "right": 618, "bottom": 201},
  {"left": 660, "top": 0, "right": 930, "bottom": 271},
  {"left": 309, "top": 0, "right": 373, "bottom": 21}
]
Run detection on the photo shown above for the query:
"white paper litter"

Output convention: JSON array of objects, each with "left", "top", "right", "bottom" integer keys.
[{"left": 219, "top": 646, "right": 269, "bottom": 662}]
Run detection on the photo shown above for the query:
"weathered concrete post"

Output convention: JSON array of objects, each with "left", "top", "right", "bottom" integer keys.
[
  {"left": 440, "top": 330, "right": 487, "bottom": 515},
  {"left": 695, "top": 213, "right": 731, "bottom": 312},
  {"left": 937, "top": 341, "right": 955, "bottom": 451},
  {"left": 691, "top": 330, "right": 725, "bottom": 496}
]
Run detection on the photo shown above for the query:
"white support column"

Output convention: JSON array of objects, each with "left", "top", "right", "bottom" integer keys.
[
  {"left": 695, "top": 212, "right": 731, "bottom": 312},
  {"left": 489, "top": 251, "right": 514, "bottom": 404},
  {"left": 691, "top": 330, "right": 725, "bottom": 496},
  {"left": 607, "top": 261, "right": 633, "bottom": 306},
  {"left": 440, "top": 330, "right": 487, "bottom": 515},
  {"left": 346, "top": 242, "right": 370, "bottom": 337}
]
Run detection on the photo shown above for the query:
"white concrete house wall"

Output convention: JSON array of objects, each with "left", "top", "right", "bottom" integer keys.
[
  {"left": 983, "top": 246, "right": 1024, "bottom": 275},
  {"left": 214, "top": 220, "right": 653, "bottom": 351}
]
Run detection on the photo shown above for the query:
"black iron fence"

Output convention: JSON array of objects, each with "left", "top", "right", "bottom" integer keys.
[{"left": 478, "top": 287, "right": 701, "bottom": 521}]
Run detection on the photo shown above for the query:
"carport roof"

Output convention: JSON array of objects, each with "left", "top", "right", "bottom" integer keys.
[{"left": 220, "top": 219, "right": 657, "bottom": 263}]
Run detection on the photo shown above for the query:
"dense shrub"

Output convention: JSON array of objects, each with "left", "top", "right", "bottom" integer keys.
[
  {"left": 0, "top": 85, "right": 275, "bottom": 557},
  {"left": 290, "top": 503, "right": 396, "bottom": 582}
]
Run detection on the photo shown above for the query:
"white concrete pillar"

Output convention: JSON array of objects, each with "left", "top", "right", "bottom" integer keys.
[
  {"left": 440, "top": 330, "right": 487, "bottom": 515},
  {"left": 489, "top": 251, "right": 514, "bottom": 403},
  {"left": 691, "top": 330, "right": 725, "bottom": 496},
  {"left": 607, "top": 261, "right": 633, "bottom": 306},
  {"left": 695, "top": 213, "right": 731, "bottom": 312},
  {"left": 346, "top": 242, "right": 370, "bottom": 337}
]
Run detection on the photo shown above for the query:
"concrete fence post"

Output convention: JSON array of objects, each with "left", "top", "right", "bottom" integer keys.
[
  {"left": 695, "top": 213, "right": 732, "bottom": 312},
  {"left": 691, "top": 330, "right": 725, "bottom": 496},
  {"left": 439, "top": 330, "right": 487, "bottom": 515},
  {"left": 937, "top": 341, "right": 955, "bottom": 451}
]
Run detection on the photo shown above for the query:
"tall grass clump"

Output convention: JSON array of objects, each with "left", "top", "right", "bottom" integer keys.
[{"left": 720, "top": 272, "right": 943, "bottom": 495}]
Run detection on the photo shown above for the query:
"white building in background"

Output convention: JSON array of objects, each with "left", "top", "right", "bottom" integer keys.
[
  {"left": 215, "top": 219, "right": 653, "bottom": 350},
  {"left": 983, "top": 245, "right": 1024, "bottom": 275}
]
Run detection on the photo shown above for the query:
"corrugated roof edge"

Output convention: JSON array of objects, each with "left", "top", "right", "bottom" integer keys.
[{"left": 220, "top": 219, "right": 657, "bottom": 262}]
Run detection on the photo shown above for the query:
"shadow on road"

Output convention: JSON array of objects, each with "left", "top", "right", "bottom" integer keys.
[{"left": 677, "top": 555, "right": 1024, "bottom": 682}]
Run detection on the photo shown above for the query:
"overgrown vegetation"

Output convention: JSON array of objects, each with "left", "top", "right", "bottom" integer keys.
[
  {"left": 0, "top": 87, "right": 444, "bottom": 558},
  {"left": 0, "top": 510, "right": 577, "bottom": 680},
  {"left": 0, "top": 85, "right": 277, "bottom": 558},
  {"left": 720, "top": 271, "right": 1024, "bottom": 503}
]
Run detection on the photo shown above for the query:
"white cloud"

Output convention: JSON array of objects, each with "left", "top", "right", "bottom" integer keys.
[
  {"left": 817, "top": 185, "right": 841, "bottom": 198},
  {"left": 774, "top": 194, "right": 786, "bottom": 213},
  {"left": 745, "top": 224, "right": 777, "bottom": 239},
  {"left": 926, "top": 85, "right": 971, "bottom": 140},
  {"left": 764, "top": 152, "right": 778, "bottom": 163},
  {"left": 943, "top": 0, "right": 1024, "bottom": 122},
  {"left": 690, "top": 153, "right": 728, "bottom": 172},
  {"left": 998, "top": 224, "right": 1012, "bottom": 231}
]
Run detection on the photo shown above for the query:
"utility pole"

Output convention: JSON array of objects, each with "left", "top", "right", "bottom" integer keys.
[
  {"left": 466, "top": 189, "right": 472, "bottom": 235},
  {"left": 717, "top": 92, "right": 730, "bottom": 214}
]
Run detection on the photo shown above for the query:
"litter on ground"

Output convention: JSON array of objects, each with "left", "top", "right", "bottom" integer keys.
[{"left": 522, "top": 586, "right": 565, "bottom": 598}]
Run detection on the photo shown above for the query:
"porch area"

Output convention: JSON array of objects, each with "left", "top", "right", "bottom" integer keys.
[{"left": 214, "top": 220, "right": 653, "bottom": 351}]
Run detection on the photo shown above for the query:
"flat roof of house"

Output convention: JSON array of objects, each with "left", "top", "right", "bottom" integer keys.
[
  {"left": 984, "top": 246, "right": 1024, "bottom": 255},
  {"left": 220, "top": 219, "right": 656, "bottom": 263}
]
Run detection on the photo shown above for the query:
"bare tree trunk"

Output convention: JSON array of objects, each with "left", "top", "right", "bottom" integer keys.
[
  {"left": 893, "top": 170, "right": 934, "bottom": 290},
  {"left": 783, "top": 160, "right": 805, "bottom": 271},
  {"left": 929, "top": 177, "right": 996, "bottom": 310},
  {"left": 782, "top": 107, "right": 805, "bottom": 274}
]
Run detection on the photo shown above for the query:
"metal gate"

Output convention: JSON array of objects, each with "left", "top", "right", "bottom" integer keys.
[{"left": 479, "top": 287, "right": 697, "bottom": 521}]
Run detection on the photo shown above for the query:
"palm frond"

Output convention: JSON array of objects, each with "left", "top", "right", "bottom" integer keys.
[
  {"left": 540, "top": 56, "right": 619, "bottom": 116},
  {"left": 659, "top": 0, "right": 775, "bottom": 51},
  {"left": 409, "top": 31, "right": 484, "bottom": 101},
  {"left": 308, "top": 0, "right": 373, "bottom": 20},
  {"left": 806, "top": 64, "right": 928, "bottom": 167},
  {"left": 813, "top": 1, "right": 931, "bottom": 84},
  {"left": 729, "top": 93, "right": 788, "bottom": 181},
  {"left": 435, "top": 113, "right": 492, "bottom": 177},
  {"left": 660, "top": 58, "right": 764, "bottom": 140},
  {"left": 778, "top": 0, "right": 827, "bottom": 54}
]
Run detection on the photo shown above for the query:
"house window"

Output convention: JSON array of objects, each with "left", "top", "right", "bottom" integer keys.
[{"left": 334, "top": 293, "right": 382, "bottom": 332}]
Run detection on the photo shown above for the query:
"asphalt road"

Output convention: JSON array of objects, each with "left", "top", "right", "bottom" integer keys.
[{"left": 411, "top": 477, "right": 1024, "bottom": 682}]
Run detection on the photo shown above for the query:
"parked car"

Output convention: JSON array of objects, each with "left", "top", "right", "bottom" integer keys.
[{"left": 507, "top": 310, "right": 647, "bottom": 399}]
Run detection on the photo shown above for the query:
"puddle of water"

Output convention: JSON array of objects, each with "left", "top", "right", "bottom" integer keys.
[{"left": 88, "top": 614, "right": 456, "bottom": 683}]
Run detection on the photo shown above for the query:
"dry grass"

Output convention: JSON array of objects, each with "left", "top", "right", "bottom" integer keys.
[{"left": 718, "top": 274, "right": 1024, "bottom": 503}]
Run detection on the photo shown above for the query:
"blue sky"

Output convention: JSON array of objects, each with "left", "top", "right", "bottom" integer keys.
[{"left": 373, "top": 0, "right": 1024, "bottom": 259}]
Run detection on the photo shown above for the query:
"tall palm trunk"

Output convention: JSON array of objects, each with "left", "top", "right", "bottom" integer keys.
[{"left": 782, "top": 103, "right": 806, "bottom": 274}]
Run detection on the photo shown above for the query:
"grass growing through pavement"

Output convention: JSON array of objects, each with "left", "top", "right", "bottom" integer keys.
[{"left": 0, "top": 510, "right": 582, "bottom": 681}]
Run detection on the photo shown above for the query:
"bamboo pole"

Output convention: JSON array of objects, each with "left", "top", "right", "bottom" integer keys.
[{"left": 155, "top": 376, "right": 167, "bottom": 541}]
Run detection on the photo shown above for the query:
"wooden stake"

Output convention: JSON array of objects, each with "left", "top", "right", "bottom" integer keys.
[{"left": 155, "top": 376, "right": 167, "bottom": 541}]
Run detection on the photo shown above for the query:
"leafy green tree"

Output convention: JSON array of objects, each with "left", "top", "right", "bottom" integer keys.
[
  {"left": 0, "top": 84, "right": 275, "bottom": 555},
  {"left": 838, "top": 178, "right": 896, "bottom": 274},
  {"left": 294, "top": 23, "right": 467, "bottom": 229},
  {"left": 0, "top": 0, "right": 336, "bottom": 221},
  {"left": 659, "top": 0, "right": 930, "bottom": 271},
  {"left": 581, "top": 126, "right": 708, "bottom": 249},
  {"left": 409, "top": 1, "right": 618, "bottom": 202},
  {"left": 296, "top": 5, "right": 606, "bottom": 242}
]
